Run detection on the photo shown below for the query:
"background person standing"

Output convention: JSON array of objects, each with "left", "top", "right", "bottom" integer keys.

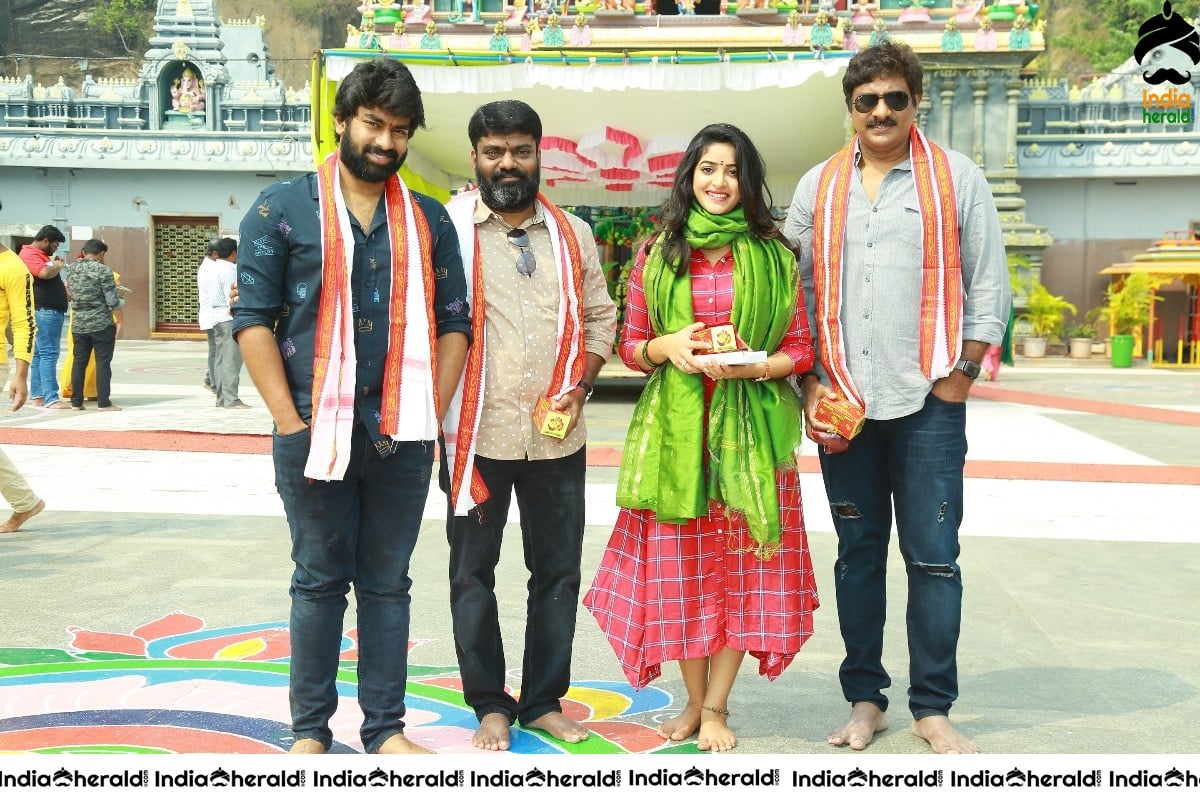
[
  {"left": 17, "top": 225, "right": 69, "bottom": 410},
  {"left": 202, "top": 238, "right": 248, "bottom": 409},
  {"left": 64, "top": 239, "right": 124, "bottom": 412},
  {"left": 197, "top": 237, "right": 220, "bottom": 394}
]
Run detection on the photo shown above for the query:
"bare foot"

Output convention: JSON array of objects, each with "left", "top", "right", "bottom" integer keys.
[
  {"left": 31, "top": 398, "right": 44, "bottom": 408},
  {"left": 46, "top": 401, "right": 72, "bottom": 410},
  {"left": 0, "top": 499, "right": 44, "bottom": 533},
  {"left": 828, "top": 702, "right": 888, "bottom": 751},
  {"left": 697, "top": 708, "right": 736, "bottom": 753},
  {"left": 524, "top": 710, "right": 588, "bottom": 743},
  {"left": 98, "top": 405, "right": 122, "bottom": 412},
  {"left": 912, "top": 715, "right": 978, "bottom": 754},
  {"left": 473, "top": 712, "right": 512, "bottom": 751},
  {"left": 657, "top": 702, "right": 701, "bottom": 741},
  {"left": 377, "top": 732, "right": 433, "bottom": 754},
  {"left": 288, "top": 738, "right": 327, "bottom": 754}
]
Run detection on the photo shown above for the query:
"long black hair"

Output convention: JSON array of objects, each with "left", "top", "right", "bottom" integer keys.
[{"left": 655, "top": 123, "right": 786, "bottom": 273}]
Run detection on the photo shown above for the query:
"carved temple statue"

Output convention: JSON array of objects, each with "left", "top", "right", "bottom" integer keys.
[{"left": 170, "top": 68, "right": 205, "bottom": 114}]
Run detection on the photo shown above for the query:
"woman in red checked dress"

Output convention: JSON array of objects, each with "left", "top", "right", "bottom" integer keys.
[{"left": 584, "top": 123, "right": 819, "bottom": 753}]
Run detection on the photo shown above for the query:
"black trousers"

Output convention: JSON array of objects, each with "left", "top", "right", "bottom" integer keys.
[
  {"left": 71, "top": 323, "right": 116, "bottom": 408},
  {"left": 444, "top": 448, "right": 587, "bottom": 725}
]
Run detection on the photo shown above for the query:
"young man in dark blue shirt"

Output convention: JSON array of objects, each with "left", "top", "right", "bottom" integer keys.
[{"left": 234, "top": 59, "right": 470, "bottom": 755}]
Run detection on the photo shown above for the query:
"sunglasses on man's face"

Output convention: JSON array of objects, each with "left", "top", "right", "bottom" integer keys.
[
  {"left": 507, "top": 228, "right": 536, "bottom": 277},
  {"left": 852, "top": 90, "right": 911, "bottom": 114}
]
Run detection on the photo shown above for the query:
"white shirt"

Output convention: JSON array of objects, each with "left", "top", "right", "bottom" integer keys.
[
  {"left": 214, "top": 257, "right": 237, "bottom": 325},
  {"left": 196, "top": 256, "right": 230, "bottom": 330}
]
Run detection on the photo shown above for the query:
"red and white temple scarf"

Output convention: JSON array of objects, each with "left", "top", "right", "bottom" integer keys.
[
  {"left": 307, "top": 152, "right": 439, "bottom": 480},
  {"left": 811, "top": 125, "right": 963, "bottom": 410},
  {"left": 443, "top": 189, "right": 586, "bottom": 515}
]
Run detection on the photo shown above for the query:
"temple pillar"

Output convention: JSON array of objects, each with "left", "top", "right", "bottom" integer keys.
[
  {"left": 971, "top": 70, "right": 988, "bottom": 168},
  {"left": 938, "top": 71, "right": 955, "bottom": 145},
  {"left": 1005, "top": 76, "right": 1021, "bottom": 169}
]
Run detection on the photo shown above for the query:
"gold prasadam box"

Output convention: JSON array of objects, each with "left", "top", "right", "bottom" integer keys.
[
  {"left": 814, "top": 396, "right": 866, "bottom": 440},
  {"left": 533, "top": 395, "right": 571, "bottom": 439},
  {"left": 693, "top": 324, "right": 739, "bottom": 354}
]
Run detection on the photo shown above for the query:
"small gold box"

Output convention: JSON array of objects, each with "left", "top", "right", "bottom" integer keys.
[
  {"left": 814, "top": 396, "right": 866, "bottom": 440},
  {"left": 533, "top": 395, "right": 571, "bottom": 439},
  {"left": 693, "top": 324, "right": 739, "bottom": 354}
]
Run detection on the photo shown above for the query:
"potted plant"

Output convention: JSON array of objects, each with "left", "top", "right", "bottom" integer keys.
[
  {"left": 1066, "top": 321, "right": 1095, "bottom": 359},
  {"left": 1098, "top": 272, "right": 1161, "bottom": 368},
  {"left": 1018, "top": 280, "right": 1077, "bottom": 358}
]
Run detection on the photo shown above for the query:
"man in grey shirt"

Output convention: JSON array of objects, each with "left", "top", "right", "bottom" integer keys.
[{"left": 784, "top": 41, "right": 1009, "bottom": 754}]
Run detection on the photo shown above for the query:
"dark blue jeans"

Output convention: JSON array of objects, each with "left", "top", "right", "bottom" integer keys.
[
  {"left": 273, "top": 423, "right": 432, "bottom": 752},
  {"left": 818, "top": 392, "right": 968, "bottom": 720},
  {"left": 444, "top": 448, "right": 586, "bottom": 726}
]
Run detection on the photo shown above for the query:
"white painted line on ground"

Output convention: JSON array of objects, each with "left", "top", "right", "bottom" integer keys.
[{"left": 4, "top": 445, "right": 1195, "bottom": 546}]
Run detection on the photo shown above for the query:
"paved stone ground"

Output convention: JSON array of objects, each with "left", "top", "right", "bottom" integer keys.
[{"left": 0, "top": 340, "right": 1197, "bottom": 755}]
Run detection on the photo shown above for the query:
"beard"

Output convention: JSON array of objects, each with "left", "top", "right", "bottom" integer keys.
[
  {"left": 339, "top": 134, "right": 405, "bottom": 183},
  {"left": 476, "top": 164, "right": 540, "bottom": 213}
]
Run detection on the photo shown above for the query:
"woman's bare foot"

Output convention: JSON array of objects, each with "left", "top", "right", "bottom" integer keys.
[
  {"left": 524, "top": 711, "right": 588, "bottom": 743},
  {"left": 472, "top": 712, "right": 512, "bottom": 751},
  {"left": 288, "top": 738, "right": 327, "bottom": 754},
  {"left": 912, "top": 716, "right": 978, "bottom": 754},
  {"left": 828, "top": 702, "right": 888, "bottom": 750},
  {"left": 657, "top": 702, "right": 702, "bottom": 741},
  {"left": 696, "top": 707, "right": 736, "bottom": 752},
  {"left": 377, "top": 732, "right": 433, "bottom": 754}
]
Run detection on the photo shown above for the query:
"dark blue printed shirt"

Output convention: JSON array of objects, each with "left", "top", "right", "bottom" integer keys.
[{"left": 232, "top": 172, "right": 471, "bottom": 453}]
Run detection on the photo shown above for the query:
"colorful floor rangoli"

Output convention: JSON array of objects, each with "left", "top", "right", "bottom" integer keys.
[{"left": 0, "top": 612, "right": 695, "bottom": 754}]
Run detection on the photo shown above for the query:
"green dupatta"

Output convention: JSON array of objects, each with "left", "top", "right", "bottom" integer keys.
[{"left": 615, "top": 204, "right": 802, "bottom": 555}]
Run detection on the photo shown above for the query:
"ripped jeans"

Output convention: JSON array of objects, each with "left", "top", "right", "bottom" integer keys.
[{"left": 818, "top": 392, "right": 967, "bottom": 719}]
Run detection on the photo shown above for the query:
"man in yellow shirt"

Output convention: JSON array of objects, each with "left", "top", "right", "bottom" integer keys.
[{"left": 0, "top": 233, "right": 45, "bottom": 533}]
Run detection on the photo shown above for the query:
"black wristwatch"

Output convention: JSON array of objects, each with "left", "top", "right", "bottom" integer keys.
[
  {"left": 574, "top": 379, "right": 594, "bottom": 402},
  {"left": 953, "top": 358, "right": 981, "bottom": 380}
]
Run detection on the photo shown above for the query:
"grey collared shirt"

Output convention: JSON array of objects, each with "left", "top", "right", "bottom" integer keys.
[{"left": 784, "top": 144, "right": 1010, "bottom": 421}]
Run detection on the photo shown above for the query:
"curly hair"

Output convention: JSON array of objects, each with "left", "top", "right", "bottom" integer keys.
[{"left": 841, "top": 40, "right": 924, "bottom": 109}]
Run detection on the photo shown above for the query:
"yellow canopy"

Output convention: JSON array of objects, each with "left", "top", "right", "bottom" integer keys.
[{"left": 1100, "top": 263, "right": 1200, "bottom": 277}]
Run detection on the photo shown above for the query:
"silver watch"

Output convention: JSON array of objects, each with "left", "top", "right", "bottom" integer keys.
[{"left": 953, "top": 359, "right": 981, "bottom": 380}]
